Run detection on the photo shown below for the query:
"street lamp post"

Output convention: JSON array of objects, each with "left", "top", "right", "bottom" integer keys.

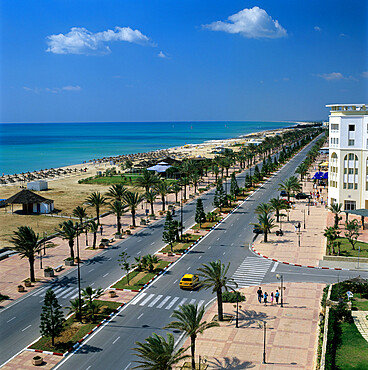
[
  {"left": 307, "top": 197, "right": 310, "bottom": 215},
  {"left": 303, "top": 209, "right": 306, "bottom": 229},
  {"left": 258, "top": 321, "right": 267, "bottom": 364},
  {"left": 44, "top": 232, "right": 47, "bottom": 255},
  {"left": 85, "top": 217, "right": 88, "bottom": 246},
  {"left": 276, "top": 274, "right": 284, "bottom": 307},
  {"left": 297, "top": 231, "right": 302, "bottom": 248},
  {"left": 39, "top": 250, "right": 43, "bottom": 269},
  {"left": 75, "top": 224, "right": 82, "bottom": 323},
  {"left": 180, "top": 185, "right": 184, "bottom": 241}
]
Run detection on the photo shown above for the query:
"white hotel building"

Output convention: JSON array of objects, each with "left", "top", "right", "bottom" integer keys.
[{"left": 327, "top": 104, "right": 368, "bottom": 210}]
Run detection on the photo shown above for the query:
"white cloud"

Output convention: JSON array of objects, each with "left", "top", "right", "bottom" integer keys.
[
  {"left": 46, "top": 26, "right": 153, "bottom": 55},
  {"left": 158, "top": 51, "right": 167, "bottom": 58},
  {"left": 203, "top": 7, "right": 287, "bottom": 39},
  {"left": 362, "top": 72, "right": 368, "bottom": 78},
  {"left": 62, "top": 85, "right": 81, "bottom": 91},
  {"left": 23, "top": 85, "right": 81, "bottom": 93},
  {"left": 317, "top": 72, "right": 344, "bottom": 81},
  {"left": 339, "top": 33, "right": 347, "bottom": 37},
  {"left": 314, "top": 26, "right": 321, "bottom": 32}
]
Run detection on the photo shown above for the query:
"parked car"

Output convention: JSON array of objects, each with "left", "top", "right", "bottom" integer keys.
[
  {"left": 179, "top": 274, "right": 199, "bottom": 290},
  {"left": 295, "top": 192, "right": 312, "bottom": 200},
  {"left": 280, "top": 190, "right": 288, "bottom": 197}
]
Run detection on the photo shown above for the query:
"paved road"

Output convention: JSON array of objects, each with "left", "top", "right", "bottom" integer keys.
[
  {"left": 53, "top": 136, "right": 367, "bottom": 370},
  {"left": 0, "top": 143, "right": 279, "bottom": 364}
]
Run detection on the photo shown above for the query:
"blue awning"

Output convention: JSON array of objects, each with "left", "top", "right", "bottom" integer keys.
[
  {"left": 322, "top": 172, "right": 328, "bottom": 179},
  {"left": 312, "top": 171, "right": 324, "bottom": 179}
]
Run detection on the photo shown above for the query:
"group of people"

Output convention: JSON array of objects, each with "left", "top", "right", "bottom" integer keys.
[{"left": 257, "top": 287, "right": 280, "bottom": 306}]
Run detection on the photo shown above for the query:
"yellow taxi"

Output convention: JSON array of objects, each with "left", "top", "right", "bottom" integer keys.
[{"left": 179, "top": 274, "right": 199, "bottom": 290}]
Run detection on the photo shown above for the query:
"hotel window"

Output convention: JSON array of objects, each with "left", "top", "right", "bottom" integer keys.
[
  {"left": 366, "top": 157, "right": 368, "bottom": 191},
  {"left": 343, "top": 154, "right": 358, "bottom": 190},
  {"left": 348, "top": 139, "right": 355, "bottom": 146},
  {"left": 344, "top": 200, "right": 356, "bottom": 211},
  {"left": 349, "top": 124, "right": 355, "bottom": 131},
  {"left": 331, "top": 124, "right": 339, "bottom": 132}
]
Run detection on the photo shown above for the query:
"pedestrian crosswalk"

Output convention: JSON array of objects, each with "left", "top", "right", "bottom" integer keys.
[
  {"left": 32, "top": 285, "right": 79, "bottom": 300},
  {"left": 232, "top": 257, "right": 272, "bottom": 288},
  {"left": 130, "top": 292, "right": 205, "bottom": 311}
]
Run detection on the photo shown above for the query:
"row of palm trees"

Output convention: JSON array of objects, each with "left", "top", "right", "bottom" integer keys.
[{"left": 252, "top": 176, "right": 302, "bottom": 242}]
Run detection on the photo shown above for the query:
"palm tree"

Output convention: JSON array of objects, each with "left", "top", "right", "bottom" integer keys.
[
  {"left": 135, "top": 169, "right": 161, "bottom": 193},
  {"left": 122, "top": 191, "right": 144, "bottom": 227},
  {"left": 85, "top": 192, "right": 107, "bottom": 225},
  {"left": 81, "top": 286, "right": 103, "bottom": 304},
  {"left": 58, "top": 220, "right": 78, "bottom": 259},
  {"left": 252, "top": 212, "right": 277, "bottom": 242},
  {"left": 295, "top": 163, "right": 309, "bottom": 181},
  {"left": 133, "top": 333, "right": 189, "bottom": 369},
  {"left": 197, "top": 260, "right": 236, "bottom": 321},
  {"left": 255, "top": 202, "right": 273, "bottom": 217},
  {"left": 144, "top": 190, "right": 157, "bottom": 215},
  {"left": 278, "top": 176, "right": 301, "bottom": 201},
  {"left": 106, "top": 183, "right": 127, "bottom": 202},
  {"left": 110, "top": 200, "right": 127, "bottom": 234},
  {"left": 170, "top": 183, "right": 181, "bottom": 203},
  {"left": 143, "top": 254, "right": 160, "bottom": 273},
  {"left": 67, "top": 297, "right": 84, "bottom": 319},
  {"left": 154, "top": 180, "right": 172, "bottom": 211},
  {"left": 178, "top": 176, "right": 190, "bottom": 200},
  {"left": 269, "top": 197, "right": 288, "bottom": 223},
  {"left": 211, "top": 164, "right": 220, "bottom": 183},
  {"left": 189, "top": 172, "right": 201, "bottom": 193},
  {"left": 72, "top": 205, "right": 87, "bottom": 225},
  {"left": 329, "top": 203, "right": 343, "bottom": 228},
  {"left": 88, "top": 220, "right": 99, "bottom": 249},
  {"left": 165, "top": 303, "right": 219, "bottom": 369},
  {"left": 10, "top": 226, "right": 44, "bottom": 282}
]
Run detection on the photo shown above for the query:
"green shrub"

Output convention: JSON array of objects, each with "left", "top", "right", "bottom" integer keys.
[{"left": 222, "top": 291, "right": 245, "bottom": 303}]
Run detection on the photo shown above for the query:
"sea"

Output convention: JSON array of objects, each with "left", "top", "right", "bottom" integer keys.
[{"left": 0, "top": 121, "right": 292, "bottom": 175}]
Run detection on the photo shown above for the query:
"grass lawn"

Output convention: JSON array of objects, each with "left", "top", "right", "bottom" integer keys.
[
  {"left": 81, "top": 174, "right": 178, "bottom": 186},
  {"left": 112, "top": 260, "right": 170, "bottom": 290},
  {"left": 192, "top": 218, "right": 220, "bottom": 230},
  {"left": 29, "top": 300, "right": 121, "bottom": 353},
  {"left": 335, "top": 321, "right": 368, "bottom": 370},
  {"left": 330, "top": 238, "right": 368, "bottom": 258},
  {"left": 352, "top": 294, "right": 368, "bottom": 311},
  {"left": 160, "top": 234, "right": 201, "bottom": 254}
]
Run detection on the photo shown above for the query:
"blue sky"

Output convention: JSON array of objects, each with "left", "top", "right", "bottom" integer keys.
[{"left": 1, "top": 0, "right": 367, "bottom": 123}]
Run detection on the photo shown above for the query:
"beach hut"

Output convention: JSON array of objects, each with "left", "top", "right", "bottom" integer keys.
[
  {"left": 147, "top": 162, "right": 172, "bottom": 173},
  {"left": 6, "top": 189, "right": 54, "bottom": 214},
  {"left": 27, "top": 180, "right": 48, "bottom": 191}
]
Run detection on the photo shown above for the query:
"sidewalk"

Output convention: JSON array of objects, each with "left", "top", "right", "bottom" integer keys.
[
  {"left": 180, "top": 283, "right": 324, "bottom": 369},
  {"left": 253, "top": 177, "right": 328, "bottom": 267}
]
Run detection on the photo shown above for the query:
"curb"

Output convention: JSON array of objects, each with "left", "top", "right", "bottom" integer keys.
[
  {"left": 250, "top": 244, "right": 347, "bottom": 271},
  {"left": 26, "top": 303, "right": 125, "bottom": 357}
]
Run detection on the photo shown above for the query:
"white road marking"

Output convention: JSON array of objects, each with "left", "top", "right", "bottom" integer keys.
[
  {"left": 137, "top": 313, "right": 144, "bottom": 319},
  {"left": 216, "top": 238, "right": 220, "bottom": 241},
  {"left": 112, "top": 336, "right": 120, "bottom": 344},
  {"left": 173, "top": 279, "right": 178, "bottom": 284},
  {"left": 138, "top": 239, "right": 142, "bottom": 242},
  {"left": 123, "top": 363, "right": 132, "bottom": 370},
  {"left": 22, "top": 325, "right": 32, "bottom": 332},
  {"left": 189, "top": 299, "right": 196, "bottom": 305},
  {"left": 271, "top": 262, "right": 279, "bottom": 273},
  {"left": 223, "top": 252, "right": 226, "bottom": 255},
  {"left": 148, "top": 295, "right": 163, "bottom": 307},
  {"left": 198, "top": 256, "right": 202, "bottom": 259},
  {"left": 137, "top": 251, "right": 141, "bottom": 255},
  {"left": 208, "top": 246, "right": 211, "bottom": 250},
  {"left": 130, "top": 293, "right": 147, "bottom": 305},
  {"left": 151, "top": 242, "right": 155, "bottom": 245},
  {"left": 90, "top": 283, "right": 95, "bottom": 286},
  {"left": 86, "top": 366, "right": 91, "bottom": 370},
  {"left": 187, "top": 266, "right": 191, "bottom": 270},
  {"left": 103, "top": 273, "right": 109, "bottom": 278},
  {"left": 175, "top": 298, "right": 188, "bottom": 310},
  {"left": 198, "top": 300, "right": 205, "bottom": 308},
  {"left": 123, "top": 248, "right": 128, "bottom": 251},
  {"left": 157, "top": 296, "right": 171, "bottom": 308},
  {"left": 231, "top": 224, "right": 233, "bottom": 227},
  {"left": 165, "top": 297, "right": 179, "bottom": 310},
  {"left": 107, "top": 257, "right": 112, "bottom": 261},
  {"left": 140, "top": 293, "right": 155, "bottom": 306},
  {"left": 7, "top": 317, "right": 16, "bottom": 323},
  {"left": 62, "top": 288, "right": 78, "bottom": 299},
  {"left": 231, "top": 243, "right": 234, "bottom": 246},
  {"left": 89, "top": 269, "right": 94, "bottom": 273},
  {"left": 56, "top": 286, "right": 74, "bottom": 298}
]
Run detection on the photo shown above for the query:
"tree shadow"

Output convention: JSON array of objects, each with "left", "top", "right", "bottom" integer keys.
[
  {"left": 238, "top": 309, "right": 275, "bottom": 328},
  {"left": 85, "top": 256, "right": 108, "bottom": 265},
  {"left": 208, "top": 357, "right": 254, "bottom": 369},
  {"left": 75, "top": 344, "right": 103, "bottom": 354}
]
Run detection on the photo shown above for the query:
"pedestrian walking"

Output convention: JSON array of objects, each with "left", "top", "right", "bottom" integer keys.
[
  {"left": 100, "top": 225, "right": 103, "bottom": 235},
  {"left": 275, "top": 290, "right": 280, "bottom": 304},
  {"left": 257, "top": 287, "right": 263, "bottom": 304},
  {"left": 270, "top": 292, "right": 274, "bottom": 305},
  {"left": 263, "top": 292, "right": 268, "bottom": 305}
]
